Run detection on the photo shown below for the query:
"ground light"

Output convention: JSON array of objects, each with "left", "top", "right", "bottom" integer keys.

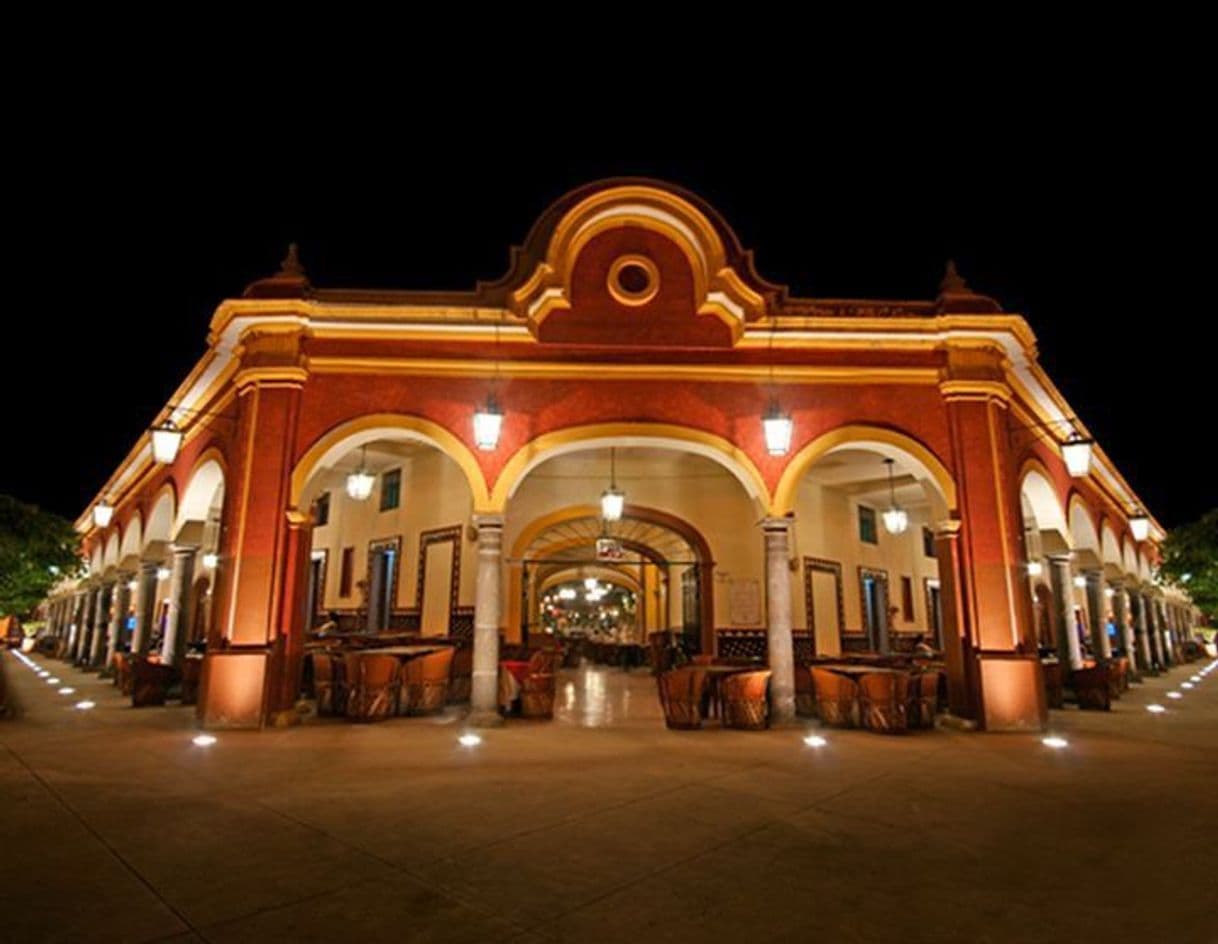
[
  {"left": 1166, "top": 692, "right": 1183, "bottom": 699},
  {"left": 38, "top": 670, "right": 50, "bottom": 677},
  {"left": 192, "top": 734, "right": 217, "bottom": 747},
  {"left": 46, "top": 677, "right": 60, "bottom": 685},
  {"left": 1147, "top": 704, "right": 1167, "bottom": 713},
  {"left": 1042, "top": 736, "right": 1069, "bottom": 749},
  {"left": 1181, "top": 682, "right": 1194, "bottom": 689},
  {"left": 1190, "top": 675, "right": 1202, "bottom": 682},
  {"left": 458, "top": 733, "right": 482, "bottom": 748},
  {"left": 803, "top": 734, "right": 828, "bottom": 748},
  {"left": 74, "top": 700, "right": 95, "bottom": 710},
  {"left": 58, "top": 688, "right": 75, "bottom": 695}
]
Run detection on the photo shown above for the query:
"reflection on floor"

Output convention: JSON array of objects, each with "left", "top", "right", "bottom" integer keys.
[{"left": 555, "top": 663, "right": 662, "bottom": 729}]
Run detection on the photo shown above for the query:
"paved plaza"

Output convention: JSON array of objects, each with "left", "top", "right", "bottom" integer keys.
[{"left": 2, "top": 652, "right": 1215, "bottom": 943}]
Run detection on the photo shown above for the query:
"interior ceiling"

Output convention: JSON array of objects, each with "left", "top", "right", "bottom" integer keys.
[
  {"left": 804, "top": 448, "right": 930, "bottom": 508},
  {"left": 526, "top": 514, "right": 695, "bottom": 563},
  {"left": 324, "top": 440, "right": 434, "bottom": 475},
  {"left": 527, "top": 448, "right": 733, "bottom": 482}
]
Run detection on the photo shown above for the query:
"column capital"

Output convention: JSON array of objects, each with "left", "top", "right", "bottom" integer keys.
[
  {"left": 1047, "top": 552, "right": 1074, "bottom": 566},
  {"left": 170, "top": 543, "right": 200, "bottom": 558},
  {"left": 472, "top": 514, "right": 505, "bottom": 532},
  {"left": 933, "top": 519, "right": 963, "bottom": 538},
  {"left": 762, "top": 515, "right": 794, "bottom": 533}
]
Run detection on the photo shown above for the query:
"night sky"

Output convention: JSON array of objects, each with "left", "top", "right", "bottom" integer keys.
[{"left": 5, "top": 115, "right": 1212, "bottom": 529}]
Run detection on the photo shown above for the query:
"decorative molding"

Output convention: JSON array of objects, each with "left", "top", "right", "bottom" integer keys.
[{"left": 802, "top": 557, "right": 844, "bottom": 641}]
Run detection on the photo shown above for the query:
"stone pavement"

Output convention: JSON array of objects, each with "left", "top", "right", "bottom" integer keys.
[{"left": 1, "top": 651, "right": 1215, "bottom": 944}]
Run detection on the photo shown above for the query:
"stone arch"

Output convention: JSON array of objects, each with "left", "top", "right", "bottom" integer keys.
[
  {"left": 118, "top": 512, "right": 143, "bottom": 569},
  {"left": 1121, "top": 536, "right": 1140, "bottom": 580},
  {"left": 1100, "top": 520, "right": 1123, "bottom": 578},
  {"left": 290, "top": 413, "right": 490, "bottom": 512},
  {"left": 773, "top": 423, "right": 956, "bottom": 520},
  {"left": 102, "top": 531, "right": 120, "bottom": 571},
  {"left": 177, "top": 451, "right": 227, "bottom": 535},
  {"left": 1018, "top": 464, "right": 1070, "bottom": 555},
  {"left": 491, "top": 422, "right": 770, "bottom": 514},
  {"left": 1068, "top": 494, "right": 1102, "bottom": 569},
  {"left": 143, "top": 484, "right": 177, "bottom": 552}
]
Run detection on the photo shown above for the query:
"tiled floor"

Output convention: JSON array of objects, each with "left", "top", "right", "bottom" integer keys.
[{"left": 2, "top": 651, "right": 1216, "bottom": 943}]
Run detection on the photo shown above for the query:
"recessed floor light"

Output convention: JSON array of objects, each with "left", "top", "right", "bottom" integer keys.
[
  {"left": 1042, "top": 736, "right": 1069, "bottom": 749},
  {"left": 38, "top": 670, "right": 50, "bottom": 677},
  {"left": 74, "top": 700, "right": 95, "bottom": 710},
  {"left": 46, "top": 678, "right": 60, "bottom": 685},
  {"left": 458, "top": 733, "right": 482, "bottom": 748},
  {"left": 1166, "top": 692, "right": 1183, "bottom": 700},
  {"left": 1181, "top": 682, "right": 1194, "bottom": 689},
  {"left": 58, "top": 687, "right": 75, "bottom": 695},
  {"left": 192, "top": 734, "right": 217, "bottom": 747},
  {"left": 1146, "top": 704, "right": 1166, "bottom": 713},
  {"left": 1191, "top": 676, "right": 1202, "bottom": 682},
  {"left": 803, "top": 735, "right": 828, "bottom": 748}
]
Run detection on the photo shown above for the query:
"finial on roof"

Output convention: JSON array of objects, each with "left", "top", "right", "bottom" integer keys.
[
  {"left": 278, "top": 242, "right": 305, "bottom": 278},
  {"left": 939, "top": 259, "right": 969, "bottom": 295}
]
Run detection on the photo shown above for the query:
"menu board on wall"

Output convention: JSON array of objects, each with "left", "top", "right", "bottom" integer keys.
[{"left": 728, "top": 578, "right": 762, "bottom": 626}]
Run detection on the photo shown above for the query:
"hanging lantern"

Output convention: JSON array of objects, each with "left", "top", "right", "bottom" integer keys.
[
  {"left": 346, "top": 447, "right": 375, "bottom": 501},
  {"left": 1129, "top": 508, "right": 1150, "bottom": 542},
  {"left": 93, "top": 501, "right": 114, "bottom": 528},
  {"left": 472, "top": 395, "right": 503, "bottom": 451},
  {"left": 1061, "top": 430, "right": 1094, "bottom": 478},
  {"left": 881, "top": 458, "right": 909, "bottom": 535},
  {"left": 600, "top": 448, "right": 625, "bottom": 521},
  {"left": 584, "top": 577, "right": 598, "bottom": 591},
  {"left": 762, "top": 401, "right": 793, "bottom": 456},
  {"left": 150, "top": 419, "right": 184, "bottom": 464}
]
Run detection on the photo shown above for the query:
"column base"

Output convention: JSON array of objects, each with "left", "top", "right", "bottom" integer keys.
[
  {"left": 269, "top": 708, "right": 302, "bottom": 728},
  {"left": 465, "top": 709, "right": 505, "bottom": 728},
  {"left": 938, "top": 712, "right": 979, "bottom": 732}
]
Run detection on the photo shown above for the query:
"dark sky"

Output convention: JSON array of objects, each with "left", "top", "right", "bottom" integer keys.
[{"left": 4, "top": 102, "right": 1213, "bottom": 529}]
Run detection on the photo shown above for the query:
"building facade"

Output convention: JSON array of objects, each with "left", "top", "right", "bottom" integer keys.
[{"left": 42, "top": 180, "right": 1199, "bottom": 730}]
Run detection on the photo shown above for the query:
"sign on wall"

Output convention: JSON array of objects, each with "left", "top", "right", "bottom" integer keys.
[{"left": 728, "top": 578, "right": 762, "bottom": 626}]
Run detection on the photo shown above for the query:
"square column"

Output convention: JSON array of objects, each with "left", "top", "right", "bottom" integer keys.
[
  {"left": 161, "top": 546, "right": 197, "bottom": 667},
  {"left": 1132, "top": 592, "right": 1156, "bottom": 674},
  {"left": 1111, "top": 583, "right": 1140, "bottom": 681},
  {"left": 131, "top": 560, "right": 159, "bottom": 657},
  {"left": 74, "top": 588, "right": 97, "bottom": 664},
  {"left": 1048, "top": 555, "right": 1083, "bottom": 671},
  {"left": 763, "top": 517, "right": 796, "bottom": 725},
  {"left": 88, "top": 583, "right": 113, "bottom": 669},
  {"left": 469, "top": 515, "right": 505, "bottom": 727},
  {"left": 103, "top": 574, "right": 133, "bottom": 674}
]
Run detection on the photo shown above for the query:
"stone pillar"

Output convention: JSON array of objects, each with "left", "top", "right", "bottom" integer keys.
[
  {"left": 1111, "top": 583, "right": 1139, "bottom": 680},
  {"left": 45, "top": 600, "right": 59, "bottom": 638},
  {"left": 763, "top": 517, "right": 796, "bottom": 725},
  {"left": 161, "top": 546, "right": 197, "bottom": 667},
  {"left": 88, "top": 583, "right": 113, "bottom": 668},
  {"left": 1133, "top": 592, "right": 1155, "bottom": 674},
  {"left": 131, "top": 560, "right": 159, "bottom": 657},
  {"left": 73, "top": 589, "right": 94, "bottom": 663},
  {"left": 469, "top": 515, "right": 504, "bottom": 727},
  {"left": 1048, "top": 555, "right": 1082, "bottom": 670},
  {"left": 1083, "top": 570, "right": 1111, "bottom": 660},
  {"left": 104, "top": 574, "right": 133, "bottom": 672},
  {"left": 65, "top": 593, "right": 83, "bottom": 658},
  {"left": 1155, "top": 599, "right": 1173, "bottom": 668}
]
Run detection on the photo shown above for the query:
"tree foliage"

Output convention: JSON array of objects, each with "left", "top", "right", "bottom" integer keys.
[
  {"left": 1157, "top": 508, "right": 1218, "bottom": 620},
  {"left": 0, "top": 495, "right": 83, "bottom": 619}
]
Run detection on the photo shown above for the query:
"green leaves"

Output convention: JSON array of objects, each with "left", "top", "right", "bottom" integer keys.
[
  {"left": 1158, "top": 508, "right": 1218, "bottom": 620},
  {"left": 0, "top": 495, "right": 83, "bottom": 619}
]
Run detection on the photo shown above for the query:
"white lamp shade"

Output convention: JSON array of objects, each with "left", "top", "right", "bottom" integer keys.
[
  {"left": 881, "top": 507, "right": 909, "bottom": 535},
  {"left": 93, "top": 502, "right": 114, "bottom": 528},
  {"left": 600, "top": 486, "right": 625, "bottom": 521},
  {"left": 472, "top": 400, "right": 503, "bottom": 451},
  {"left": 1061, "top": 434, "right": 1094, "bottom": 478},
  {"left": 151, "top": 422, "right": 184, "bottom": 464},
  {"left": 346, "top": 469, "right": 375, "bottom": 501},
  {"left": 763, "top": 413, "right": 793, "bottom": 456},
  {"left": 1130, "top": 512, "right": 1150, "bottom": 542},
  {"left": 1026, "top": 560, "right": 1044, "bottom": 577}
]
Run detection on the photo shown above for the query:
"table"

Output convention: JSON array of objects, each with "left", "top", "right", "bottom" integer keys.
[
  {"left": 355, "top": 645, "right": 449, "bottom": 659},
  {"left": 819, "top": 664, "right": 909, "bottom": 677}
]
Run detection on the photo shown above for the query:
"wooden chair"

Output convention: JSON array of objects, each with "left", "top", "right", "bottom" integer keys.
[
  {"left": 721, "top": 670, "right": 771, "bottom": 730},
  {"left": 447, "top": 645, "right": 473, "bottom": 704},
  {"left": 794, "top": 666, "right": 815, "bottom": 717},
  {"left": 908, "top": 670, "right": 941, "bottom": 729},
  {"left": 520, "top": 649, "right": 558, "bottom": 719},
  {"left": 345, "top": 654, "right": 400, "bottom": 722},
  {"left": 656, "top": 667, "right": 710, "bottom": 729},
  {"left": 131, "top": 658, "right": 177, "bottom": 707},
  {"left": 858, "top": 672, "right": 910, "bottom": 734},
  {"left": 112, "top": 653, "right": 133, "bottom": 695},
  {"left": 1105, "top": 658, "right": 1127, "bottom": 700},
  {"left": 1070, "top": 666, "right": 1111, "bottom": 711},
  {"left": 811, "top": 668, "right": 858, "bottom": 728},
  {"left": 401, "top": 648, "right": 455, "bottom": 715}
]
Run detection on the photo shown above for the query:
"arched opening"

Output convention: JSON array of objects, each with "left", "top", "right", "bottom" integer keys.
[
  {"left": 789, "top": 440, "right": 953, "bottom": 658},
  {"left": 1018, "top": 467, "right": 1071, "bottom": 658},
  {"left": 164, "top": 457, "right": 226, "bottom": 665},
  {"left": 503, "top": 441, "right": 756, "bottom": 726}
]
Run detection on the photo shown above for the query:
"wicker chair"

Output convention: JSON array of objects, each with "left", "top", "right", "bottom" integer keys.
[
  {"left": 179, "top": 658, "right": 203, "bottom": 705},
  {"left": 858, "top": 672, "right": 910, "bottom": 734},
  {"left": 1042, "top": 661, "right": 1065, "bottom": 709},
  {"left": 908, "top": 670, "right": 941, "bottom": 729},
  {"left": 401, "top": 648, "right": 455, "bottom": 715},
  {"left": 447, "top": 645, "right": 473, "bottom": 703},
  {"left": 811, "top": 668, "right": 858, "bottom": 728},
  {"left": 794, "top": 666, "right": 815, "bottom": 717},
  {"left": 311, "top": 653, "right": 344, "bottom": 716},
  {"left": 112, "top": 653, "right": 132, "bottom": 694},
  {"left": 721, "top": 670, "right": 771, "bottom": 730},
  {"left": 520, "top": 649, "right": 558, "bottom": 719},
  {"left": 1070, "top": 666, "right": 1111, "bottom": 711},
  {"left": 1105, "top": 658, "right": 1127, "bottom": 700},
  {"left": 131, "top": 658, "right": 177, "bottom": 707},
  {"left": 657, "top": 667, "right": 710, "bottom": 729},
  {"left": 345, "top": 654, "right": 400, "bottom": 722}
]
